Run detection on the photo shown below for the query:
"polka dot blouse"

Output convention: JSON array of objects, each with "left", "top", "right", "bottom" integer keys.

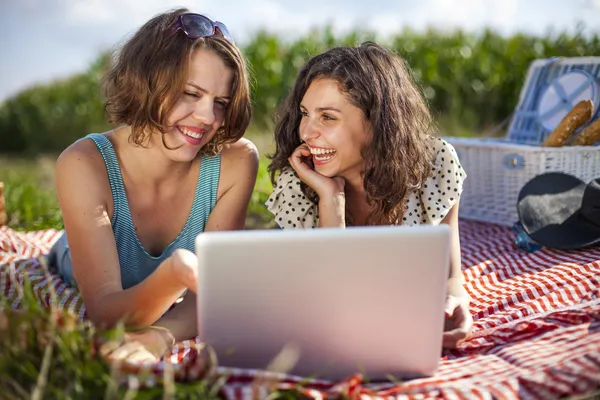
[{"left": 266, "top": 137, "right": 467, "bottom": 228}]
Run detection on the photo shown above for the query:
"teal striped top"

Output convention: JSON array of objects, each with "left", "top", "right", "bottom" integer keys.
[{"left": 84, "top": 133, "right": 221, "bottom": 289}]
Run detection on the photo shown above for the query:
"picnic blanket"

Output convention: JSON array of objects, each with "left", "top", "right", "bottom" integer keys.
[{"left": 1, "top": 220, "right": 600, "bottom": 399}]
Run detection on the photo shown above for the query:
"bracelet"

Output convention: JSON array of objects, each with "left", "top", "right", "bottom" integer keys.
[{"left": 146, "top": 325, "right": 176, "bottom": 348}]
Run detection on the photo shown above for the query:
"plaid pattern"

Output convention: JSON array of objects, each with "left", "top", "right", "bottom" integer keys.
[{"left": 1, "top": 222, "right": 599, "bottom": 399}]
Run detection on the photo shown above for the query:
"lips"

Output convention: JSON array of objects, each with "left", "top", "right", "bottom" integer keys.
[
  {"left": 177, "top": 125, "right": 207, "bottom": 146},
  {"left": 309, "top": 146, "right": 337, "bottom": 164},
  {"left": 178, "top": 126, "right": 205, "bottom": 139}
]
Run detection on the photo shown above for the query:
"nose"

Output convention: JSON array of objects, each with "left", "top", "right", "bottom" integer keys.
[
  {"left": 299, "top": 116, "right": 320, "bottom": 143},
  {"left": 192, "top": 98, "right": 216, "bottom": 126}
]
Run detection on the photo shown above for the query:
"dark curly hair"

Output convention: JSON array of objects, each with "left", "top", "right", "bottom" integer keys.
[
  {"left": 101, "top": 8, "right": 251, "bottom": 155},
  {"left": 268, "top": 42, "right": 436, "bottom": 225}
]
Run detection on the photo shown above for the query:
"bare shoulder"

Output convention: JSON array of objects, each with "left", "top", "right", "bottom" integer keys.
[
  {"left": 55, "top": 135, "right": 112, "bottom": 203},
  {"left": 220, "top": 138, "right": 259, "bottom": 176},
  {"left": 56, "top": 136, "right": 105, "bottom": 174},
  {"left": 220, "top": 137, "right": 259, "bottom": 165},
  {"left": 217, "top": 138, "right": 260, "bottom": 196}
]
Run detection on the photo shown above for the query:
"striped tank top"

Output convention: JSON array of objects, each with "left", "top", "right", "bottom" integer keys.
[{"left": 84, "top": 133, "right": 220, "bottom": 289}]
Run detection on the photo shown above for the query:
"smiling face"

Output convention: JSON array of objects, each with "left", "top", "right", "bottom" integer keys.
[
  {"left": 161, "top": 48, "right": 233, "bottom": 162},
  {"left": 298, "top": 78, "right": 371, "bottom": 180}
]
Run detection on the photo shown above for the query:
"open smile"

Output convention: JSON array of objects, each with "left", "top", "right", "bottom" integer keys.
[
  {"left": 309, "top": 146, "right": 337, "bottom": 164},
  {"left": 177, "top": 126, "right": 206, "bottom": 145}
]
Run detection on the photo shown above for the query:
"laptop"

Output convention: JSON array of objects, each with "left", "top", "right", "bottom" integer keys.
[{"left": 195, "top": 224, "right": 450, "bottom": 380}]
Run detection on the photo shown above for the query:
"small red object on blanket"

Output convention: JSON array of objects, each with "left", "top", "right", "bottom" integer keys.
[{"left": 1, "top": 221, "right": 600, "bottom": 400}]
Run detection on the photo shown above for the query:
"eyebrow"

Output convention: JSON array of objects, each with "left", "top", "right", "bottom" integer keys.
[
  {"left": 187, "top": 82, "right": 231, "bottom": 100},
  {"left": 299, "top": 104, "right": 341, "bottom": 113}
]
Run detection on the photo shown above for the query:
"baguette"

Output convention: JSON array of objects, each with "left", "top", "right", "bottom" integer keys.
[
  {"left": 571, "top": 117, "right": 600, "bottom": 146},
  {"left": 541, "top": 99, "right": 594, "bottom": 147}
]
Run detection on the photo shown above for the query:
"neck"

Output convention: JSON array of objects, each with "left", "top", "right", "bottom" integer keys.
[
  {"left": 115, "top": 126, "right": 195, "bottom": 186},
  {"left": 341, "top": 170, "right": 372, "bottom": 225}
]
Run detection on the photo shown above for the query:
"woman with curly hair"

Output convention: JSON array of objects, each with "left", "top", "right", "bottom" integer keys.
[{"left": 267, "top": 42, "right": 471, "bottom": 349}]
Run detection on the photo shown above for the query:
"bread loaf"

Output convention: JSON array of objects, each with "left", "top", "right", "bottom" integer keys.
[
  {"left": 541, "top": 99, "right": 594, "bottom": 147},
  {"left": 571, "top": 117, "right": 600, "bottom": 146}
]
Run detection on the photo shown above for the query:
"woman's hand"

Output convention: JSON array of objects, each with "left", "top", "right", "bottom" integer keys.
[
  {"left": 288, "top": 144, "right": 346, "bottom": 227},
  {"left": 442, "top": 288, "right": 473, "bottom": 349},
  {"left": 168, "top": 249, "right": 199, "bottom": 293},
  {"left": 288, "top": 144, "right": 345, "bottom": 200},
  {"left": 101, "top": 326, "right": 174, "bottom": 364}
]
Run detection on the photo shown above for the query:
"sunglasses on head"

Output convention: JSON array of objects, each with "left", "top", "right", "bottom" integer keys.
[{"left": 167, "top": 13, "right": 235, "bottom": 44}]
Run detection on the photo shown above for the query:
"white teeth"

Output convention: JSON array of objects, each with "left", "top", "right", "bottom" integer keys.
[
  {"left": 314, "top": 154, "right": 334, "bottom": 161},
  {"left": 180, "top": 127, "right": 203, "bottom": 139},
  {"left": 310, "top": 147, "right": 336, "bottom": 162},
  {"left": 310, "top": 147, "right": 336, "bottom": 155}
]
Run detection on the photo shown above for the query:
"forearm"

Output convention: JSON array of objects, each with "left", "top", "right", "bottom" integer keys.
[
  {"left": 154, "top": 292, "right": 198, "bottom": 341},
  {"left": 127, "top": 293, "right": 198, "bottom": 358},
  {"left": 447, "top": 234, "right": 468, "bottom": 300},
  {"left": 93, "top": 258, "right": 187, "bottom": 328},
  {"left": 317, "top": 195, "right": 346, "bottom": 228},
  {"left": 441, "top": 203, "right": 465, "bottom": 291},
  {"left": 446, "top": 243, "right": 468, "bottom": 299},
  {"left": 447, "top": 276, "right": 467, "bottom": 297}
]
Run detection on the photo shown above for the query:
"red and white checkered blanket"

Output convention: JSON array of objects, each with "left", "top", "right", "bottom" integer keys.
[{"left": 1, "top": 221, "right": 600, "bottom": 399}]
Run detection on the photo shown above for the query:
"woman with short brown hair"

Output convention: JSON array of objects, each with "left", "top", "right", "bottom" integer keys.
[{"left": 49, "top": 8, "right": 258, "bottom": 359}]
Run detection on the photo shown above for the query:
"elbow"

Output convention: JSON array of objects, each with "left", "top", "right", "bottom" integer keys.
[
  {"left": 85, "top": 294, "right": 137, "bottom": 329},
  {"left": 86, "top": 309, "right": 122, "bottom": 330},
  {"left": 85, "top": 299, "right": 127, "bottom": 329},
  {"left": 86, "top": 301, "right": 155, "bottom": 329}
]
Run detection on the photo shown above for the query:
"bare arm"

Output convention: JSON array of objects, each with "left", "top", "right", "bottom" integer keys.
[
  {"left": 441, "top": 202, "right": 466, "bottom": 295},
  {"left": 151, "top": 138, "right": 259, "bottom": 343},
  {"left": 56, "top": 140, "right": 188, "bottom": 329},
  {"left": 318, "top": 195, "right": 346, "bottom": 228},
  {"left": 440, "top": 202, "right": 472, "bottom": 348},
  {"left": 203, "top": 138, "right": 260, "bottom": 232}
]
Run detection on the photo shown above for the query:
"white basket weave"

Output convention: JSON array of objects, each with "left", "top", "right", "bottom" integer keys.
[
  {"left": 445, "top": 137, "right": 600, "bottom": 226},
  {"left": 445, "top": 56, "right": 600, "bottom": 227}
]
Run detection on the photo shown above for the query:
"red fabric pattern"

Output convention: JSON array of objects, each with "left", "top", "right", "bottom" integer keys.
[{"left": 1, "top": 221, "right": 599, "bottom": 399}]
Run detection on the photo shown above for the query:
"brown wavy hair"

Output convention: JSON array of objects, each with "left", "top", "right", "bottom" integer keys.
[
  {"left": 268, "top": 42, "right": 436, "bottom": 225},
  {"left": 101, "top": 8, "right": 251, "bottom": 155}
]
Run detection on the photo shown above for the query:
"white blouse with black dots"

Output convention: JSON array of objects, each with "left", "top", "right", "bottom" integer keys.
[{"left": 266, "top": 137, "right": 467, "bottom": 228}]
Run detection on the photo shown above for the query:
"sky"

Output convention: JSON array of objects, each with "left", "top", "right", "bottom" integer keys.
[{"left": 1, "top": 0, "right": 600, "bottom": 101}]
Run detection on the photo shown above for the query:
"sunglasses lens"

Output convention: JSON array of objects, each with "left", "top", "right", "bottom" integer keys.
[
  {"left": 215, "top": 21, "right": 235, "bottom": 44},
  {"left": 180, "top": 14, "right": 214, "bottom": 38}
]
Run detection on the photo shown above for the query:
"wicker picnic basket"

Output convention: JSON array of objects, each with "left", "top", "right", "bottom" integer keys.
[{"left": 445, "top": 57, "right": 600, "bottom": 227}]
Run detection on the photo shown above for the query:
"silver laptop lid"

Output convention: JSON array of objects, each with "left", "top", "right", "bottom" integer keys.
[{"left": 195, "top": 225, "right": 450, "bottom": 380}]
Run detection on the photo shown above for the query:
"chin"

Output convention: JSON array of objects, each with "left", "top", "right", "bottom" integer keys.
[
  {"left": 162, "top": 133, "right": 205, "bottom": 161},
  {"left": 163, "top": 146, "right": 201, "bottom": 163},
  {"left": 314, "top": 164, "right": 338, "bottom": 178},
  {"left": 163, "top": 142, "right": 202, "bottom": 162}
]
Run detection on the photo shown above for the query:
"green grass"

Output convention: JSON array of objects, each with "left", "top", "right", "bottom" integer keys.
[
  {"left": 0, "top": 156, "right": 63, "bottom": 231},
  {"left": 243, "top": 130, "right": 278, "bottom": 230}
]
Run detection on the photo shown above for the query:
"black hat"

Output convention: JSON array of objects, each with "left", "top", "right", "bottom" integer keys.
[{"left": 517, "top": 172, "right": 600, "bottom": 250}]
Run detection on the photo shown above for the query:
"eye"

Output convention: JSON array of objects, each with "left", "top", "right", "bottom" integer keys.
[
  {"left": 184, "top": 92, "right": 199, "bottom": 98},
  {"left": 299, "top": 110, "right": 308, "bottom": 118},
  {"left": 322, "top": 113, "right": 335, "bottom": 121},
  {"left": 215, "top": 100, "right": 228, "bottom": 109}
]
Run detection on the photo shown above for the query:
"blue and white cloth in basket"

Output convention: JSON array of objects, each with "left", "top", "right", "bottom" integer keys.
[{"left": 507, "top": 57, "right": 600, "bottom": 145}]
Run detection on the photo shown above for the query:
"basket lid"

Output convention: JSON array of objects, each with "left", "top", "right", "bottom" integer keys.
[{"left": 537, "top": 70, "right": 600, "bottom": 132}]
